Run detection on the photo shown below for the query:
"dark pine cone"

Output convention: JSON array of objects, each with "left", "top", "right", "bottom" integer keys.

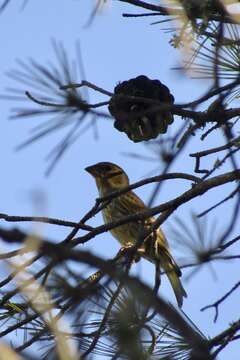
[
  {"left": 180, "top": 0, "right": 226, "bottom": 19},
  {"left": 108, "top": 75, "right": 174, "bottom": 142}
]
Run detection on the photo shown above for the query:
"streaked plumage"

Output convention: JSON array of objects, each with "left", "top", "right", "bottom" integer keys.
[{"left": 85, "top": 162, "right": 187, "bottom": 307}]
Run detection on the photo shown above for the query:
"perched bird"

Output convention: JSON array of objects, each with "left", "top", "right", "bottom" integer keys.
[{"left": 85, "top": 162, "right": 187, "bottom": 307}]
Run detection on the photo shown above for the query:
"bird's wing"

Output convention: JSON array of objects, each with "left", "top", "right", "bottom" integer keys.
[
  {"left": 121, "top": 191, "right": 148, "bottom": 213},
  {"left": 121, "top": 191, "right": 158, "bottom": 226},
  {"left": 120, "top": 190, "right": 170, "bottom": 253}
]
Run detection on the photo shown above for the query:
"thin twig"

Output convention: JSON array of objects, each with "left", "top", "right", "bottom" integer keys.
[
  {"left": 201, "top": 281, "right": 240, "bottom": 322},
  {"left": 0, "top": 213, "right": 92, "bottom": 231},
  {"left": 197, "top": 185, "right": 240, "bottom": 218}
]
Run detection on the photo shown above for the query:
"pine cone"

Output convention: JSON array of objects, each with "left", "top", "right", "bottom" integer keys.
[{"left": 108, "top": 75, "right": 174, "bottom": 142}]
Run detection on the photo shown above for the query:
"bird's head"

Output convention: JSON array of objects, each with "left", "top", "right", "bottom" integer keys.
[{"left": 85, "top": 162, "right": 129, "bottom": 195}]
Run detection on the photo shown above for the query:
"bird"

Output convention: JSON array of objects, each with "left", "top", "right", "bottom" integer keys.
[{"left": 85, "top": 161, "right": 187, "bottom": 307}]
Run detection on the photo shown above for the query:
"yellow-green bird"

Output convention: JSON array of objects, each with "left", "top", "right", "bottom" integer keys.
[{"left": 85, "top": 162, "right": 187, "bottom": 307}]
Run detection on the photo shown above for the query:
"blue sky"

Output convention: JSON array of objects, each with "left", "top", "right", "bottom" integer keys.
[{"left": 0, "top": 1, "right": 239, "bottom": 358}]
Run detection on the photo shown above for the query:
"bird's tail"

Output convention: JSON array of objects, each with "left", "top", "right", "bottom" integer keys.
[{"left": 160, "top": 248, "right": 187, "bottom": 307}]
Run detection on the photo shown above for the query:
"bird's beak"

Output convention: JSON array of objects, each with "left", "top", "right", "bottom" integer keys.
[{"left": 85, "top": 165, "right": 98, "bottom": 177}]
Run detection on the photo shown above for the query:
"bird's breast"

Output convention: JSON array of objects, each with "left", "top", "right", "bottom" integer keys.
[{"left": 102, "top": 198, "right": 139, "bottom": 246}]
